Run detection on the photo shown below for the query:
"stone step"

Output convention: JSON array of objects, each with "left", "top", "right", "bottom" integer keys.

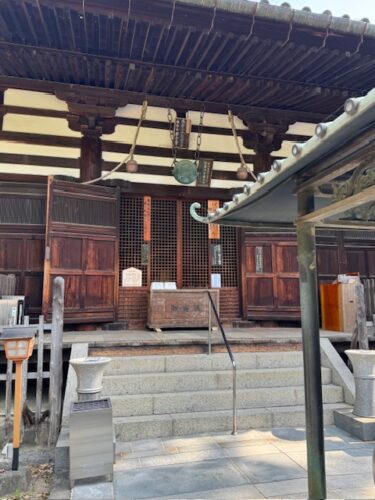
[
  {"left": 110, "top": 384, "right": 343, "bottom": 417},
  {"left": 102, "top": 366, "right": 332, "bottom": 396},
  {"left": 102, "top": 351, "right": 303, "bottom": 376},
  {"left": 113, "top": 403, "right": 351, "bottom": 441}
]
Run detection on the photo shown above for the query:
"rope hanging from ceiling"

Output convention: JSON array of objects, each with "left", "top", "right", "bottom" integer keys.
[
  {"left": 82, "top": 100, "right": 148, "bottom": 185},
  {"left": 228, "top": 109, "right": 257, "bottom": 182}
]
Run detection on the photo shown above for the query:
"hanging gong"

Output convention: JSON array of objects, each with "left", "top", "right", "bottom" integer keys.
[{"left": 172, "top": 159, "right": 197, "bottom": 184}]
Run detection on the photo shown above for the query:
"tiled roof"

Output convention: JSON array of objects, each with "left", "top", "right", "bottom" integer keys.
[{"left": 177, "top": 0, "right": 374, "bottom": 38}]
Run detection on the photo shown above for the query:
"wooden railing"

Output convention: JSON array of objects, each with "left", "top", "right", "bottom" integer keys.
[{"left": 0, "top": 277, "right": 64, "bottom": 447}]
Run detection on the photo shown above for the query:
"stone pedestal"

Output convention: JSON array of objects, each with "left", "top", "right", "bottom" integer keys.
[
  {"left": 345, "top": 349, "right": 375, "bottom": 417},
  {"left": 335, "top": 350, "right": 375, "bottom": 446},
  {"left": 69, "top": 357, "right": 111, "bottom": 401},
  {"left": 334, "top": 407, "right": 375, "bottom": 441}
]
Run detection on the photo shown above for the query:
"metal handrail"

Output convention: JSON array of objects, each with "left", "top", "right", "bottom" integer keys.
[{"left": 207, "top": 291, "right": 237, "bottom": 435}]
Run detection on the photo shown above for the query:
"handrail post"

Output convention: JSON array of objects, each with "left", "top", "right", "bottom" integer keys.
[
  {"left": 208, "top": 291, "right": 212, "bottom": 356},
  {"left": 232, "top": 363, "right": 237, "bottom": 435},
  {"left": 207, "top": 290, "right": 237, "bottom": 436}
]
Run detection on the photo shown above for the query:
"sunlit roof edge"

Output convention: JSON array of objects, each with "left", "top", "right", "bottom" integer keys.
[{"left": 190, "top": 87, "right": 375, "bottom": 225}]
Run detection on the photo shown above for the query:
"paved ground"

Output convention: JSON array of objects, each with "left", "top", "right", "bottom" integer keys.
[{"left": 70, "top": 425, "right": 375, "bottom": 500}]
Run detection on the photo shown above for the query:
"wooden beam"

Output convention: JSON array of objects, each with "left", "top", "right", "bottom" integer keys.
[
  {"left": 0, "top": 152, "right": 243, "bottom": 181},
  {"left": 316, "top": 220, "right": 375, "bottom": 231},
  {"left": 296, "top": 129, "right": 375, "bottom": 193},
  {"left": 6, "top": 0, "right": 373, "bottom": 56},
  {"left": 0, "top": 41, "right": 356, "bottom": 105},
  {"left": 0, "top": 76, "right": 329, "bottom": 123},
  {"left": 296, "top": 185, "right": 375, "bottom": 224},
  {"left": 0, "top": 105, "right": 311, "bottom": 142},
  {"left": 0, "top": 130, "right": 284, "bottom": 164}
]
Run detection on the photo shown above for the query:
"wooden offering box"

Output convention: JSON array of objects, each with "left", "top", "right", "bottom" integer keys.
[{"left": 148, "top": 289, "right": 219, "bottom": 330}]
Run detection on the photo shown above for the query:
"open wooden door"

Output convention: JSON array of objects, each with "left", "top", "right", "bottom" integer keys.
[{"left": 42, "top": 177, "right": 119, "bottom": 323}]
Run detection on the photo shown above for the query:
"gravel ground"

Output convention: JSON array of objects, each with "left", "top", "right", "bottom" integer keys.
[
  {"left": 0, "top": 446, "right": 54, "bottom": 500},
  {"left": 90, "top": 343, "right": 302, "bottom": 357}
]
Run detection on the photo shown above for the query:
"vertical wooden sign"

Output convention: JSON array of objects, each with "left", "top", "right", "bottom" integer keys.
[
  {"left": 143, "top": 196, "right": 151, "bottom": 242},
  {"left": 208, "top": 200, "right": 220, "bottom": 239}
]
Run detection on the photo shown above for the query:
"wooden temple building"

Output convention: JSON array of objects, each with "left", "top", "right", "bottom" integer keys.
[{"left": 0, "top": 0, "right": 374, "bottom": 328}]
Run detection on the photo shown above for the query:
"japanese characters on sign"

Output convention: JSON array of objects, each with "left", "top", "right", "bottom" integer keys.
[
  {"left": 122, "top": 267, "right": 142, "bottom": 287},
  {"left": 208, "top": 200, "right": 220, "bottom": 239}
]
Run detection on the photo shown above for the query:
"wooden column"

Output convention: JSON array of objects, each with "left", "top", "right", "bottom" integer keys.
[
  {"left": 55, "top": 88, "right": 126, "bottom": 182},
  {"left": 80, "top": 130, "right": 102, "bottom": 182},
  {"left": 242, "top": 119, "right": 291, "bottom": 175}
]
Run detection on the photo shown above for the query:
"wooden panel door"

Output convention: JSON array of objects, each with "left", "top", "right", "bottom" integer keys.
[
  {"left": 275, "top": 242, "right": 300, "bottom": 314},
  {"left": 243, "top": 236, "right": 300, "bottom": 320},
  {"left": 42, "top": 177, "right": 119, "bottom": 323},
  {"left": 0, "top": 185, "right": 46, "bottom": 316}
]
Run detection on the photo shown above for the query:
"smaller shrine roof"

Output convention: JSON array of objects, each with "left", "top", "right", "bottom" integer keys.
[{"left": 190, "top": 86, "right": 375, "bottom": 227}]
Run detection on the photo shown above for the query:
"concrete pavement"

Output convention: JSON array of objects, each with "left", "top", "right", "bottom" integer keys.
[{"left": 70, "top": 425, "right": 375, "bottom": 499}]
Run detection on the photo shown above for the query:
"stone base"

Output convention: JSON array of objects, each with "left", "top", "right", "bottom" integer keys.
[
  {"left": 334, "top": 407, "right": 375, "bottom": 441},
  {"left": 0, "top": 464, "right": 31, "bottom": 497}
]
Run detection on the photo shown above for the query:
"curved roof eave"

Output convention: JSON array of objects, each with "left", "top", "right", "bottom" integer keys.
[
  {"left": 190, "top": 87, "right": 375, "bottom": 226},
  {"left": 175, "top": 0, "right": 375, "bottom": 39}
]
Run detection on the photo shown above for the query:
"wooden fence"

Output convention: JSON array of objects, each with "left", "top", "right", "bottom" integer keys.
[{"left": 1, "top": 277, "right": 64, "bottom": 446}]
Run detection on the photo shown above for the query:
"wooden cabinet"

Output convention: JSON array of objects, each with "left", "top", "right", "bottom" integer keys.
[
  {"left": 320, "top": 283, "right": 357, "bottom": 332},
  {"left": 148, "top": 289, "right": 219, "bottom": 330}
]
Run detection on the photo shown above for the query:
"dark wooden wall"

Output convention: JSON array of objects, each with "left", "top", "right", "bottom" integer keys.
[
  {"left": 241, "top": 230, "right": 375, "bottom": 322},
  {"left": 0, "top": 184, "right": 46, "bottom": 316}
]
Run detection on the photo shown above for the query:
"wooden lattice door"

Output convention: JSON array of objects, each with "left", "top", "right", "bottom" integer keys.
[{"left": 42, "top": 177, "right": 119, "bottom": 323}]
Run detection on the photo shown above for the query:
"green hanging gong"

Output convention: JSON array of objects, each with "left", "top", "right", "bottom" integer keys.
[{"left": 172, "top": 159, "right": 197, "bottom": 185}]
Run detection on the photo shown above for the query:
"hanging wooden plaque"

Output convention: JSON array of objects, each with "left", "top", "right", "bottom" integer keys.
[
  {"left": 173, "top": 117, "right": 191, "bottom": 149},
  {"left": 208, "top": 200, "right": 220, "bottom": 239},
  {"left": 196, "top": 159, "right": 213, "bottom": 187},
  {"left": 144, "top": 196, "right": 151, "bottom": 241}
]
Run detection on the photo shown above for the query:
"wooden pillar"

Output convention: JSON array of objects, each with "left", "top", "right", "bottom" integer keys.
[
  {"left": 242, "top": 119, "right": 291, "bottom": 175},
  {"left": 80, "top": 131, "right": 102, "bottom": 182},
  {"left": 54, "top": 88, "right": 124, "bottom": 182}
]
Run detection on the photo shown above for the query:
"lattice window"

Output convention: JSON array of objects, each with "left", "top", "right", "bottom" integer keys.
[
  {"left": 52, "top": 196, "right": 116, "bottom": 226},
  {"left": 119, "top": 195, "right": 147, "bottom": 286},
  {"left": 211, "top": 226, "right": 238, "bottom": 287},
  {"left": 182, "top": 200, "right": 209, "bottom": 288},
  {"left": 0, "top": 196, "right": 46, "bottom": 225},
  {"left": 151, "top": 199, "right": 177, "bottom": 283}
]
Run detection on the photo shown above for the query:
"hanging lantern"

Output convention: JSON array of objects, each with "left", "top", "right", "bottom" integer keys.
[
  {"left": 236, "top": 165, "right": 248, "bottom": 180},
  {"left": 126, "top": 157, "right": 139, "bottom": 173}
]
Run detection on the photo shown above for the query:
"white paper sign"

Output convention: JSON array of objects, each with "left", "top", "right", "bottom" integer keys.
[
  {"left": 164, "top": 282, "right": 177, "bottom": 290},
  {"left": 151, "top": 282, "right": 164, "bottom": 290},
  {"left": 211, "top": 274, "right": 221, "bottom": 288},
  {"left": 122, "top": 268, "right": 142, "bottom": 287}
]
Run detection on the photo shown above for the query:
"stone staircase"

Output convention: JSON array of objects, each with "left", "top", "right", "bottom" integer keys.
[{"left": 98, "top": 351, "right": 349, "bottom": 441}]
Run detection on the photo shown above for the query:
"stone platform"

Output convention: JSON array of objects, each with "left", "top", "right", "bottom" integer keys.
[{"left": 334, "top": 407, "right": 375, "bottom": 441}]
